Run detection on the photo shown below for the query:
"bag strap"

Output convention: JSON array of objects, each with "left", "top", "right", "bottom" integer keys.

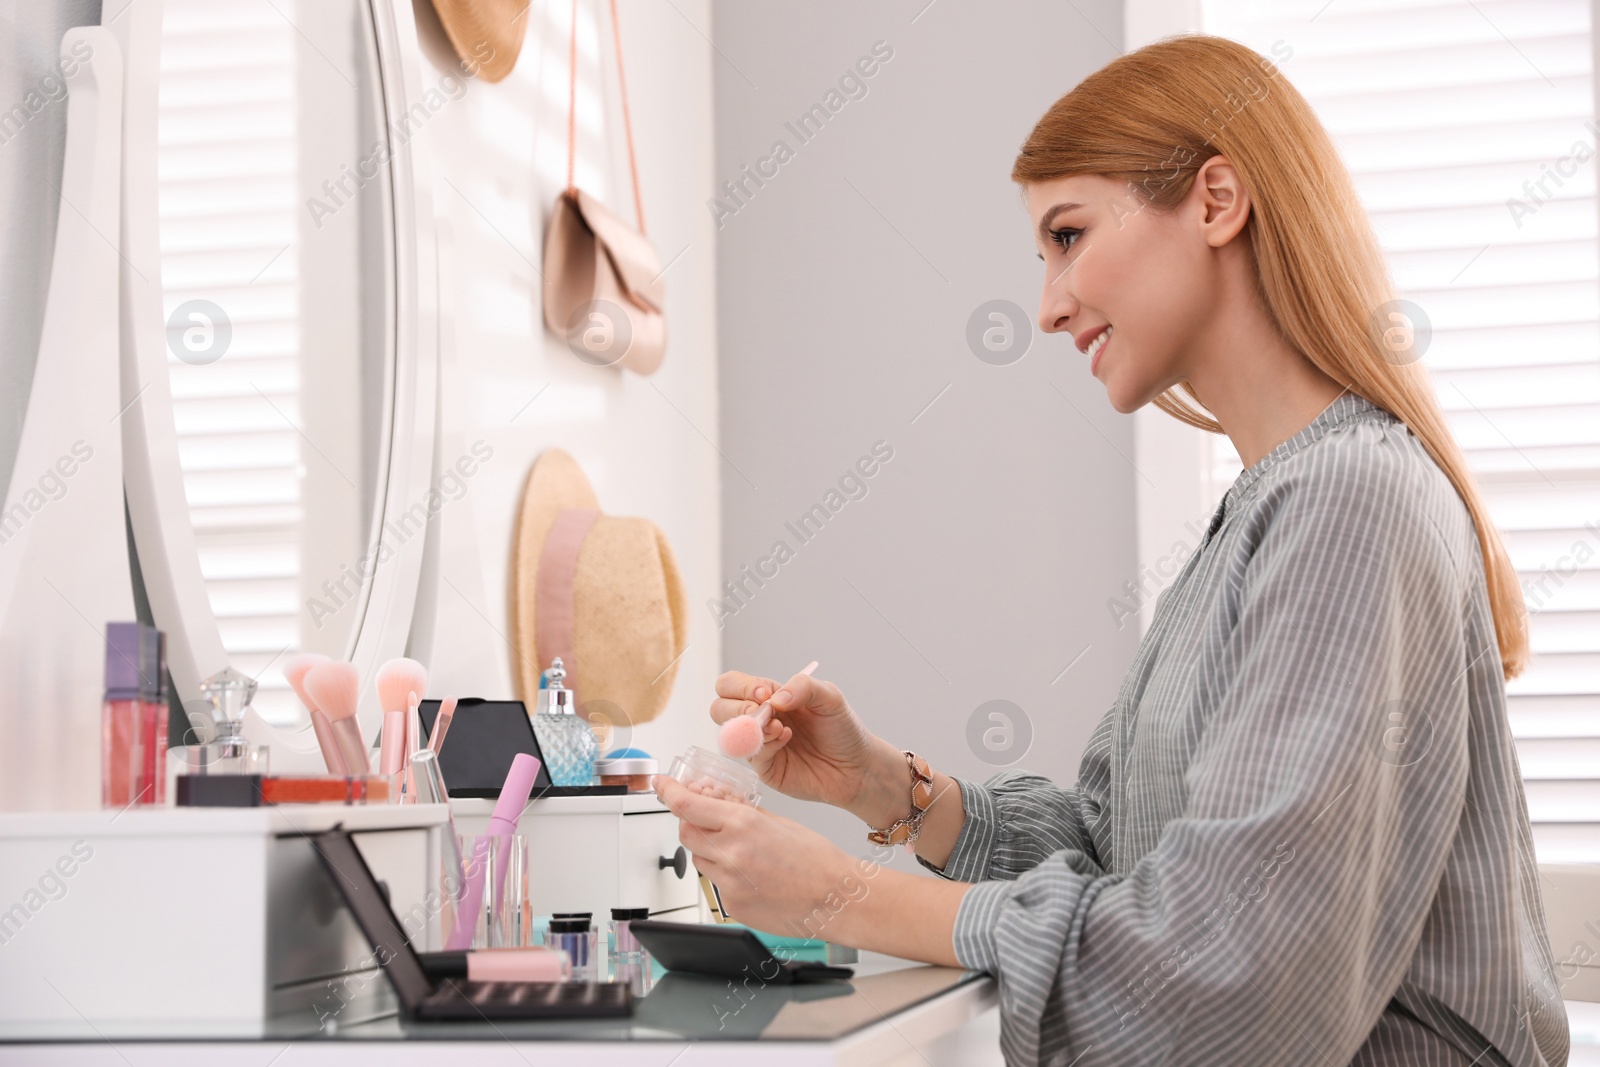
[{"left": 566, "top": 0, "right": 647, "bottom": 237}]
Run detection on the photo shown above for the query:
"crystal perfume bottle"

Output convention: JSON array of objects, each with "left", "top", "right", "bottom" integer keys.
[
  {"left": 530, "top": 658, "right": 598, "bottom": 787},
  {"left": 184, "top": 666, "right": 268, "bottom": 776}
]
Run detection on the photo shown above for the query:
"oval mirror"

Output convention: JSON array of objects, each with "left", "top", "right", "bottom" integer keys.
[{"left": 155, "top": 0, "right": 394, "bottom": 724}]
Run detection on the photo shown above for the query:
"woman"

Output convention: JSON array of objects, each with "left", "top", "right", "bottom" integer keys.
[{"left": 655, "top": 34, "right": 1569, "bottom": 1067}]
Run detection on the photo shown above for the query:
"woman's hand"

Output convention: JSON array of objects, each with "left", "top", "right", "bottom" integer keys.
[
  {"left": 654, "top": 774, "right": 965, "bottom": 966},
  {"left": 711, "top": 668, "right": 906, "bottom": 822},
  {"left": 655, "top": 774, "right": 872, "bottom": 942}
]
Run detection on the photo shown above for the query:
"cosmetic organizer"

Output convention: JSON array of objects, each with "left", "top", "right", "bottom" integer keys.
[{"left": 0, "top": 804, "right": 448, "bottom": 1039}]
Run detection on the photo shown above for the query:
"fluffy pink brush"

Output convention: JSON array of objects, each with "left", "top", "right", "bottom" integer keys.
[
  {"left": 429, "top": 696, "right": 459, "bottom": 755},
  {"left": 720, "top": 660, "right": 818, "bottom": 760},
  {"left": 302, "top": 661, "right": 367, "bottom": 774},
  {"left": 284, "top": 652, "right": 345, "bottom": 775},
  {"left": 376, "top": 658, "right": 428, "bottom": 777}
]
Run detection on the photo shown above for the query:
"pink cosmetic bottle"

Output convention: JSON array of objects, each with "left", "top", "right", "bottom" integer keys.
[{"left": 102, "top": 622, "right": 164, "bottom": 808}]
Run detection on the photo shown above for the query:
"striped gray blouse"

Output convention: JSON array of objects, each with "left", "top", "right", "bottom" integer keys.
[{"left": 924, "top": 391, "right": 1570, "bottom": 1066}]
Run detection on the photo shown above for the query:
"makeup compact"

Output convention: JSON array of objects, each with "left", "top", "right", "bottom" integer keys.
[
  {"left": 310, "top": 827, "right": 632, "bottom": 1021},
  {"left": 628, "top": 920, "right": 854, "bottom": 984},
  {"left": 415, "top": 698, "right": 625, "bottom": 799}
]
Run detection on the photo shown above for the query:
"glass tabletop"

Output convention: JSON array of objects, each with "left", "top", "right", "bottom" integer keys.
[{"left": 325, "top": 952, "right": 986, "bottom": 1043}]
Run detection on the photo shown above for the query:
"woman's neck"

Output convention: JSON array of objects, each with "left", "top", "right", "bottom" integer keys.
[{"left": 1184, "top": 291, "right": 1349, "bottom": 469}]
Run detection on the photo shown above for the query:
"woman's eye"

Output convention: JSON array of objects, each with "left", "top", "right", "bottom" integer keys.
[{"left": 1049, "top": 227, "right": 1082, "bottom": 251}]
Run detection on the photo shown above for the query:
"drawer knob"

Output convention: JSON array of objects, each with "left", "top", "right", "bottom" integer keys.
[{"left": 658, "top": 846, "right": 687, "bottom": 879}]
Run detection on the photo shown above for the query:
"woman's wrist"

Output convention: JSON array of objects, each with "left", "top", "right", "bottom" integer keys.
[{"left": 845, "top": 738, "right": 916, "bottom": 828}]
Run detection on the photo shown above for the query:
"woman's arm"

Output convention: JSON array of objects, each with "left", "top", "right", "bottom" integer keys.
[
  {"left": 846, "top": 715, "right": 1115, "bottom": 878},
  {"left": 716, "top": 670, "right": 1111, "bottom": 879}
]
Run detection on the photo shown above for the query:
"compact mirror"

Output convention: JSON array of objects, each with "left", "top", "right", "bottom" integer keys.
[{"left": 154, "top": 0, "right": 395, "bottom": 723}]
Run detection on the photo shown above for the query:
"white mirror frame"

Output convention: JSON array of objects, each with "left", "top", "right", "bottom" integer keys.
[{"left": 109, "top": 0, "right": 441, "bottom": 768}]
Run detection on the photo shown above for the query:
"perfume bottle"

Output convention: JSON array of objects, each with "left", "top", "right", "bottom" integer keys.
[
  {"left": 530, "top": 658, "right": 598, "bottom": 786},
  {"left": 184, "top": 666, "right": 268, "bottom": 776}
]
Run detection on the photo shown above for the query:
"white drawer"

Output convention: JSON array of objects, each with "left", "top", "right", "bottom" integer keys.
[{"left": 619, "top": 809, "right": 699, "bottom": 913}]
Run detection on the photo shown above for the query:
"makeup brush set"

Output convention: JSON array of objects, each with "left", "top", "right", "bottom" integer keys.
[
  {"left": 289, "top": 654, "right": 458, "bottom": 785},
  {"left": 175, "top": 654, "right": 462, "bottom": 809}
]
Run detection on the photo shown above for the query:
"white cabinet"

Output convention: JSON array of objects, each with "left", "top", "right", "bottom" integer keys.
[
  {"left": 448, "top": 793, "right": 699, "bottom": 920},
  {"left": 0, "top": 805, "right": 446, "bottom": 1039}
]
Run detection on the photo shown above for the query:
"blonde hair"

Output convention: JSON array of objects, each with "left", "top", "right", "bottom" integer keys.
[{"left": 1012, "top": 34, "right": 1529, "bottom": 680}]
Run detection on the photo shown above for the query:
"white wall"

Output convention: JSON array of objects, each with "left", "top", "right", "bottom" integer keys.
[
  {"left": 711, "top": 0, "right": 1141, "bottom": 861},
  {"left": 410, "top": 0, "right": 724, "bottom": 765},
  {"left": 0, "top": 1, "right": 104, "bottom": 505}
]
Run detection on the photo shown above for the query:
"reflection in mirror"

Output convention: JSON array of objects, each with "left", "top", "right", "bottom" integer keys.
[{"left": 157, "top": 0, "right": 394, "bottom": 723}]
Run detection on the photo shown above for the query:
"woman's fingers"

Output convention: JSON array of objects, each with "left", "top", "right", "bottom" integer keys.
[
  {"left": 654, "top": 774, "right": 740, "bottom": 832},
  {"left": 750, "top": 723, "right": 793, "bottom": 776},
  {"left": 714, "top": 670, "right": 780, "bottom": 703},
  {"left": 710, "top": 671, "right": 781, "bottom": 725},
  {"left": 769, "top": 670, "right": 834, "bottom": 712},
  {"left": 709, "top": 696, "right": 762, "bottom": 726}
]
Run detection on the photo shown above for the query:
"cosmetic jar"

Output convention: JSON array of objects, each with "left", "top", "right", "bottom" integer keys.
[
  {"left": 544, "top": 917, "right": 597, "bottom": 980},
  {"left": 667, "top": 745, "right": 763, "bottom": 806},
  {"left": 595, "top": 755, "right": 658, "bottom": 792},
  {"left": 609, "top": 906, "right": 650, "bottom": 959}
]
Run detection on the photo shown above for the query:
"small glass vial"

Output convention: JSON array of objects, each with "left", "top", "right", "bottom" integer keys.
[
  {"left": 610, "top": 906, "right": 649, "bottom": 960},
  {"left": 668, "top": 745, "right": 763, "bottom": 806},
  {"left": 530, "top": 658, "right": 598, "bottom": 786},
  {"left": 544, "top": 916, "right": 597, "bottom": 980}
]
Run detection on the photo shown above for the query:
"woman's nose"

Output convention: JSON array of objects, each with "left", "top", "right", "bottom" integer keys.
[{"left": 1039, "top": 297, "right": 1075, "bottom": 335}]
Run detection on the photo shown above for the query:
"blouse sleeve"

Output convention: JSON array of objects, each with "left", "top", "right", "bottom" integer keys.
[
  {"left": 917, "top": 705, "right": 1115, "bottom": 883},
  {"left": 948, "top": 464, "right": 1474, "bottom": 1067}
]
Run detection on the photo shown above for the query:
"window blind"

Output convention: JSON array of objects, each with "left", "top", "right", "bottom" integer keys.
[
  {"left": 1199, "top": 0, "right": 1600, "bottom": 861},
  {"left": 158, "top": 0, "right": 303, "bottom": 724}
]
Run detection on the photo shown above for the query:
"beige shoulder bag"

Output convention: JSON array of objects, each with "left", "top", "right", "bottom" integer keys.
[{"left": 541, "top": 0, "right": 666, "bottom": 374}]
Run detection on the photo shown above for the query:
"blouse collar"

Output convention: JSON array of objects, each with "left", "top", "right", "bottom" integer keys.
[{"left": 1205, "top": 389, "right": 1392, "bottom": 543}]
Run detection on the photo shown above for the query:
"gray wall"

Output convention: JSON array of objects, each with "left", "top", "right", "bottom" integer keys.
[{"left": 711, "top": 0, "right": 1138, "bottom": 861}]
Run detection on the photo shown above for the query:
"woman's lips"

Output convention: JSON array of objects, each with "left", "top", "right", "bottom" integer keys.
[{"left": 1091, "top": 333, "right": 1110, "bottom": 375}]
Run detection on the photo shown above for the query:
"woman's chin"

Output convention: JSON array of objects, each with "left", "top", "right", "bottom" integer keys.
[{"left": 1102, "top": 379, "right": 1141, "bottom": 414}]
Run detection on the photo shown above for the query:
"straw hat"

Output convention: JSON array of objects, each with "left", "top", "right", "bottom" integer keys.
[
  {"left": 509, "top": 449, "right": 689, "bottom": 734},
  {"left": 430, "top": 0, "right": 529, "bottom": 84}
]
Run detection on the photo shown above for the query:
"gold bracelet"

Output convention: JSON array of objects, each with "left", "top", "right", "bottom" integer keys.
[{"left": 866, "top": 751, "right": 933, "bottom": 846}]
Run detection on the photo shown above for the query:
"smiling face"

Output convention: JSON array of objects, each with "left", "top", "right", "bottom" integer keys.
[{"left": 1026, "top": 162, "right": 1249, "bottom": 413}]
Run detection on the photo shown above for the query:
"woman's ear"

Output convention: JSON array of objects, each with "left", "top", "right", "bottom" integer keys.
[{"left": 1193, "top": 155, "right": 1251, "bottom": 248}]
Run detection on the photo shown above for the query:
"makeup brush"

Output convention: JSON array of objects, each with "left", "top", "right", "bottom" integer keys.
[
  {"left": 283, "top": 652, "right": 344, "bottom": 775},
  {"left": 719, "top": 660, "right": 818, "bottom": 760},
  {"left": 403, "top": 689, "right": 421, "bottom": 798},
  {"left": 302, "top": 661, "right": 368, "bottom": 774},
  {"left": 429, "top": 696, "right": 459, "bottom": 755},
  {"left": 376, "top": 658, "right": 428, "bottom": 777}
]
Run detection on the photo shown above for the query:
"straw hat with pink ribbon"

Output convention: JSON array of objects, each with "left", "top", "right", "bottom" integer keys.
[{"left": 509, "top": 449, "right": 689, "bottom": 741}]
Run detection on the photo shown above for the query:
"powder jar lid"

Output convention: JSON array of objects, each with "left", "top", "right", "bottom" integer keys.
[{"left": 595, "top": 757, "right": 658, "bottom": 777}]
